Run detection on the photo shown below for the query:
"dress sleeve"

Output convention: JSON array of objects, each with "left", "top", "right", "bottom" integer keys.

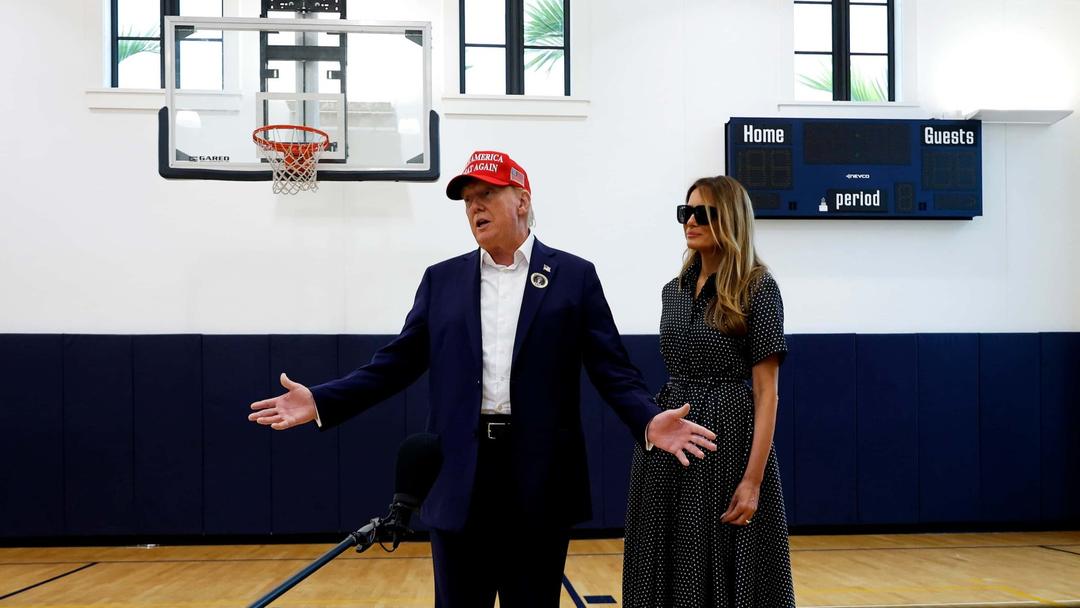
[{"left": 747, "top": 273, "right": 788, "bottom": 366}]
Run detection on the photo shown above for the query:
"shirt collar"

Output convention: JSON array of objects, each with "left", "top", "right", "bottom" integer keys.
[
  {"left": 679, "top": 253, "right": 717, "bottom": 298},
  {"left": 679, "top": 253, "right": 702, "bottom": 290},
  {"left": 481, "top": 232, "right": 535, "bottom": 270}
]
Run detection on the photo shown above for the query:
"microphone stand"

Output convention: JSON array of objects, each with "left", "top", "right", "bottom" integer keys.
[{"left": 248, "top": 513, "right": 408, "bottom": 608}]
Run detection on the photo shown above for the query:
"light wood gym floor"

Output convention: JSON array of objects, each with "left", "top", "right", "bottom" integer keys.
[{"left": 2, "top": 531, "right": 1078, "bottom": 607}]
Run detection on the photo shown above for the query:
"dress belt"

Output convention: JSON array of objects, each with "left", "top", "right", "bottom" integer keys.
[{"left": 667, "top": 376, "right": 748, "bottom": 386}]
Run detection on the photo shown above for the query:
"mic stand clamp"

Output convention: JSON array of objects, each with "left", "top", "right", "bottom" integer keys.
[{"left": 248, "top": 512, "right": 410, "bottom": 608}]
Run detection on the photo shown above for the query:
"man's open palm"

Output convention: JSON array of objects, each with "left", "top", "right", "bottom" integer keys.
[
  {"left": 248, "top": 373, "right": 316, "bottom": 430},
  {"left": 647, "top": 404, "right": 718, "bottom": 466}
]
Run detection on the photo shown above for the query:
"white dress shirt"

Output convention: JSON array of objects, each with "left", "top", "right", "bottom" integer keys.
[
  {"left": 316, "top": 232, "right": 654, "bottom": 443},
  {"left": 479, "top": 232, "right": 535, "bottom": 415}
]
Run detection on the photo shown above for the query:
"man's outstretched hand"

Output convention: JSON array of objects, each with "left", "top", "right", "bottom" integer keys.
[
  {"left": 248, "top": 373, "right": 317, "bottom": 430},
  {"left": 647, "top": 404, "right": 718, "bottom": 466}
]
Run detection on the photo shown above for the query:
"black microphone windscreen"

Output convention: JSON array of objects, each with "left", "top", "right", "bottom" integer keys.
[{"left": 393, "top": 433, "right": 443, "bottom": 508}]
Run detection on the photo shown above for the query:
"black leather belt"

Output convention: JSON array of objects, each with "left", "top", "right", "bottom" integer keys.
[{"left": 479, "top": 414, "right": 512, "bottom": 441}]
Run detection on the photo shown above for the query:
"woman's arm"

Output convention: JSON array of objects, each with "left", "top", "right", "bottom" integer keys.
[
  {"left": 720, "top": 353, "right": 781, "bottom": 525},
  {"left": 744, "top": 354, "right": 781, "bottom": 484}
]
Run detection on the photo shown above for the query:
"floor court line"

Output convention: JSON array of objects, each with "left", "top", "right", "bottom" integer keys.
[
  {"left": 0, "top": 563, "right": 98, "bottom": 601},
  {"left": 561, "top": 574, "right": 587, "bottom": 608},
  {"left": 1040, "top": 546, "right": 1080, "bottom": 558},
  {"left": 4, "top": 543, "right": 1080, "bottom": 565},
  {"left": 0, "top": 556, "right": 435, "bottom": 565},
  {"left": 804, "top": 601, "right": 1080, "bottom": 606}
]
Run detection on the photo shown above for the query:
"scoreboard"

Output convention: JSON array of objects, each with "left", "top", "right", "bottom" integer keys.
[{"left": 725, "top": 117, "right": 982, "bottom": 219}]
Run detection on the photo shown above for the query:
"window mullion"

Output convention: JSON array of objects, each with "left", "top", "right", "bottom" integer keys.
[
  {"left": 887, "top": 0, "right": 895, "bottom": 101},
  {"left": 111, "top": 0, "right": 119, "bottom": 87},
  {"left": 506, "top": 0, "right": 524, "bottom": 94},
  {"left": 160, "top": 0, "right": 179, "bottom": 89},
  {"left": 563, "top": 0, "right": 570, "bottom": 95},
  {"left": 832, "top": 0, "right": 851, "bottom": 100},
  {"left": 459, "top": 0, "right": 466, "bottom": 93}
]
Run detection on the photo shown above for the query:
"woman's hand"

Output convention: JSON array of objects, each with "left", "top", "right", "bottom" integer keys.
[{"left": 720, "top": 478, "right": 760, "bottom": 526}]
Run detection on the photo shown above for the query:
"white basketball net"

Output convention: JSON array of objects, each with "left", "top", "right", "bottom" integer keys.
[{"left": 253, "top": 126, "right": 330, "bottom": 195}]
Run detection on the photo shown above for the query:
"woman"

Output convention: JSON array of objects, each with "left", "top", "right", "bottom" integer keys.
[{"left": 622, "top": 175, "right": 795, "bottom": 607}]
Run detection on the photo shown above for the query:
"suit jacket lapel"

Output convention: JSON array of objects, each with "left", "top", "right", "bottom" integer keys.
[
  {"left": 462, "top": 250, "right": 483, "bottom": 368},
  {"left": 512, "top": 239, "right": 557, "bottom": 367}
]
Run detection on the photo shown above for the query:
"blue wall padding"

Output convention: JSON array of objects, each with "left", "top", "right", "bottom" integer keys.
[
  {"left": 600, "top": 336, "right": 666, "bottom": 529},
  {"left": 133, "top": 335, "right": 203, "bottom": 535},
  {"left": 337, "top": 335, "right": 406, "bottom": 530},
  {"left": 791, "top": 334, "right": 858, "bottom": 525},
  {"left": 63, "top": 335, "right": 135, "bottom": 535},
  {"left": 917, "top": 334, "right": 980, "bottom": 522},
  {"left": 0, "top": 335, "right": 64, "bottom": 537},
  {"left": 775, "top": 347, "right": 796, "bottom": 524},
  {"left": 1, "top": 332, "right": 1076, "bottom": 540},
  {"left": 202, "top": 335, "right": 271, "bottom": 535},
  {"left": 269, "top": 335, "right": 340, "bottom": 534},
  {"left": 856, "top": 334, "right": 919, "bottom": 524},
  {"left": 1039, "top": 333, "right": 1080, "bottom": 522},
  {"left": 979, "top": 334, "right": 1042, "bottom": 522}
]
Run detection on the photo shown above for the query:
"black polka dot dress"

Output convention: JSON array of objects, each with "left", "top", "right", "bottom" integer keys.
[{"left": 622, "top": 256, "right": 795, "bottom": 607}]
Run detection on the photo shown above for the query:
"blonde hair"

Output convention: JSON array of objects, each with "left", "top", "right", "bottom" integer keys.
[{"left": 679, "top": 176, "right": 767, "bottom": 335}]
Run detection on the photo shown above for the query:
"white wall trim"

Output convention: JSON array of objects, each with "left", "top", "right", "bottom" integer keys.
[
  {"left": 777, "top": 101, "right": 922, "bottom": 109},
  {"left": 85, "top": 89, "right": 243, "bottom": 112},
  {"left": 440, "top": 94, "right": 590, "bottom": 118}
]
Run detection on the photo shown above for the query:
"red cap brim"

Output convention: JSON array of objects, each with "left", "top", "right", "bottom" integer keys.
[{"left": 445, "top": 173, "right": 514, "bottom": 200}]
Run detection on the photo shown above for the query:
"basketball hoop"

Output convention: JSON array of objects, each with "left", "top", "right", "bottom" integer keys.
[{"left": 252, "top": 125, "right": 331, "bottom": 195}]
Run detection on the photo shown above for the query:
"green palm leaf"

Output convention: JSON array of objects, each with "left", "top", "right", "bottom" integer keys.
[
  {"left": 117, "top": 27, "right": 160, "bottom": 63},
  {"left": 524, "top": 0, "right": 564, "bottom": 74},
  {"left": 850, "top": 65, "right": 888, "bottom": 101},
  {"left": 797, "top": 62, "right": 888, "bottom": 101},
  {"left": 797, "top": 68, "right": 833, "bottom": 95},
  {"left": 525, "top": 0, "right": 564, "bottom": 46}
]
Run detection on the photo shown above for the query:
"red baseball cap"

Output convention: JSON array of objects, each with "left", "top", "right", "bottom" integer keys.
[{"left": 445, "top": 150, "right": 531, "bottom": 200}]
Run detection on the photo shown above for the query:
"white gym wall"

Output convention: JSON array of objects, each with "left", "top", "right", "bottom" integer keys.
[{"left": 0, "top": 0, "right": 1077, "bottom": 335}]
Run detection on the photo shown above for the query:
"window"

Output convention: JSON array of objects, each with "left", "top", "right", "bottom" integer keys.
[
  {"left": 460, "top": 0, "right": 570, "bottom": 96},
  {"left": 110, "top": 0, "right": 223, "bottom": 89},
  {"left": 793, "top": 0, "right": 894, "bottom": 102},
  {"left": 112, "top": 0, "right": 163, "bottom": 88}
]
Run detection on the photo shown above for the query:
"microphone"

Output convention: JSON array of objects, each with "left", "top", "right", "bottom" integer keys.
[
  {"left": 380, "top": 433, "right": 443, "bottom": 549},
  {"left": 247, "top": 433, "right": 443, "bottom": 608}
]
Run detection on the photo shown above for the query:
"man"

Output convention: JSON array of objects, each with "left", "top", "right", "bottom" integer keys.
[{"left": 249, "top": 150, "right": 717, "bottom": 608}]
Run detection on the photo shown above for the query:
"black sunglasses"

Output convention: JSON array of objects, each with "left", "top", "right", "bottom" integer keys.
[{"left": 676, "top": 204, "right": 718, "bottom": 225}]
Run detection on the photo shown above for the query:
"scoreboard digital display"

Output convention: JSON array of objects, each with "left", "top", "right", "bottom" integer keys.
[{"left": 725, "top": 117, "right": 983, "bottom": 219}]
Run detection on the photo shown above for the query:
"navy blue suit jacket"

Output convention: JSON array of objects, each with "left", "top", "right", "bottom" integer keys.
[{"left": 310, "top": 239, "right": 660, "bottom": 531}]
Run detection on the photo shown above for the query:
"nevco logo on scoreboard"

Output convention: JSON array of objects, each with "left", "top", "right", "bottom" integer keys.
[
  {"left": 738, "top": 123, "right": 792, "bottom": 145},
  {"left": 922, "top": 125, "right": 977, "bottom": 146},
  {"left": 826, "top": 189, "right": 889, "bottom": 213}
]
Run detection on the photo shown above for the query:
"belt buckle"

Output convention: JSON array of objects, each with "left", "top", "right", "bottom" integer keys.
[{"left": 486, "top": 421, "right": 508, "bottom": 440}]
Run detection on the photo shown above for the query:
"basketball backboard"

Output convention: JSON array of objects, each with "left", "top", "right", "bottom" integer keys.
[{"left": 158, "top": 16, "right": 439, "bottom": 182}]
